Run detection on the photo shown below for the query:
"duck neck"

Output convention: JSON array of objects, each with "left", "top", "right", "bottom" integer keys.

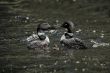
[
  {"left": 67, "top": 27, "right": 72, "bottom": 33},
  {"left": 37, "top": 28, "right": 45, "bottom": 39},
  {"left": 37, "top": 28, "right": 41, "bottom": 34}
]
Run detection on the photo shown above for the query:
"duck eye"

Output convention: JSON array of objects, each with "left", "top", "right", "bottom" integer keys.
[{"left": 65, "top": 24, "right": 68, "bottom": 26}]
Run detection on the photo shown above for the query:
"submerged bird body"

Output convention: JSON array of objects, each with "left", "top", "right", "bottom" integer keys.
[
  {"left": 27, "top": 34, "right": 50, "bottom": 49},
  {"left": 60, "top": 21, "right": 87, "bottom": 49},
  {"left": 25, "top": 22, "right": 51, "bottom": 49}
]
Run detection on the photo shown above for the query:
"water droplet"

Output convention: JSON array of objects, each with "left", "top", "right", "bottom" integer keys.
[
  {"left": 82, "top": 68, "right": 86, "bottom": 72},
  {"left": 100, "top": 63, "right": 104, "bottom": 66},
  {"left": 84, "top": 62, "right": 88, "bottom": 64},
  {"left": 76, "top": 61, "right": 80, "bottom": 64},
  {"left": 86, "top": 20, "right": 89, "bottom": 22},
  {"left": 39, "top": 64, "right": 44, "bottom": 68},
  {"left": 94, "top": 63, "right": 97, "bottom": 66},
  {"left": 73, "top": 0, "right": 76, "bottom": 2},
  {"left": 101, "top": 33, "right": 104, "bottom": 36},
  {"left": 64, "top": 60, "right": 67, "bottom": 63},
  {"left": 56, "top": 20, "right": 59, "bottom": 23},
  {"left": 26, "top": 17, "right": 29, "bottom": 20},
  {"left": 25, "top": 32, "right": 28, "bottom": 34},
  {"left": 74, "top": 68, "right": 78, "bottom": 71},
  {"left": 107, "top": 20, "right": 109, "bottom": 22},
  {"left": 76, "top": 29, "right": 82, "bottom": 33},
  {"left": 2, "top": 69, "right": 5, "bottom": 72},
  {"left": 82, "top": 58, "right": 86, "bottom": 61},
  {"left": 23, "top": 66, "right": 27, "bottom": 69},
  {"left": 56, "top": 0, "right": 59, "bottom": 2},
  {"left": 93, "top": 30, "right": 96, "bottom": 33},
  {"left": 38, "top": 0, "right": 42, "bottom": 3},
  {"left": 54, "top": 69, "right": 57, "bottom": 72},
  {"left": 100, "top": 35, "right": 104, "bottom": 38},
  {"left": 54, "top": 61, "right": 58, "bottom": 65},
  {"left": 25, "top": 20, "right": 27, "bottom": 23},
  {"left": 88, "top": 57, "right": 91, "bottom": 61},
  {"left": 94, "top": 20, "right": 97, "bottom": 22},
  {"left": 50, "top": 72, "right": 52, "bottom": 73},
  {"left": 34, "top": 65, "right": 37, "bottom": 67}
]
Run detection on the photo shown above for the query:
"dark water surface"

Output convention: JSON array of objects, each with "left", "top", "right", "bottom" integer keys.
[{"left": 0, "top": 0, "right": 110, "bottom": 73}]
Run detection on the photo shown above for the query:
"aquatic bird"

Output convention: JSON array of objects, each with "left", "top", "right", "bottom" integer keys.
[
  {"left": 26, "top": 22, "right": 51, "bottom": 50},
  {"left": 60, "top": 21, "right": 87, "bottom": 49}
]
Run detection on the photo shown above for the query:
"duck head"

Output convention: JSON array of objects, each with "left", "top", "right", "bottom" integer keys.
[
  {"left": 36, "top": 22, "right": 52, "bottom": 42},
  {"left": 61, "top": 21, "right": 74, "bottom": 33},
  {"left": 37, "top": 22, "right": 51, "bottom": 32}
]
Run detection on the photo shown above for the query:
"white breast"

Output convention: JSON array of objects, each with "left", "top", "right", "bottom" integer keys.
[
  {"left": 38, "top": 32, "right": 50, "bottom": 44},
  {"left": 60, "top": 34, "right": 66, "bottom": 41},
  {"left": 45, "top": 36, "right": 50, "bottom": 43}
]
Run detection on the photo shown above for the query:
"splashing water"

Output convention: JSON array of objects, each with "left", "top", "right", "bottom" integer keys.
[{"left": 90, "top": 39, "right": 109, "bottom": 48}]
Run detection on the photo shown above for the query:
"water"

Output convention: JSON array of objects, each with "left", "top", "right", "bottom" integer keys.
[{"left": 0, "top": 0, "right": 110, "bottom": 73}]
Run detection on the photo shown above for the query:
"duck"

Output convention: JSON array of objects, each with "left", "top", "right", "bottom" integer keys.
[
  {"left": 60, "top": 21, "right": 87, "bottom": 49},
  {"left": 26, "top": 22, "right": 51, "bottom": 50}
]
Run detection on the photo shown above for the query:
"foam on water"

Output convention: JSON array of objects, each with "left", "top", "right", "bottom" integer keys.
[{"left": 90, "top": 39, "right": 109, "bottom": 48}]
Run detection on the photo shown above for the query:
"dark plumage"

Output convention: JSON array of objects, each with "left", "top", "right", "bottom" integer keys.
[
  {"left": 25, "top": 22, "right": 51, "bottom": 49},
  {"left": 60, "top": 21, "right": 87, "bottom": 49}
]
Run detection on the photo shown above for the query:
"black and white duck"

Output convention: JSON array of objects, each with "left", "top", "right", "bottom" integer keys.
[
  {"left": 60, "top": 21, "right": 87, "bottom": 49},
  {"left": 26, "top": 22, "right": 52, "bottom": 50}
]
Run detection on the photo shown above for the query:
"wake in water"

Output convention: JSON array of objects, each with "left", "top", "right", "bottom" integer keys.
[
  {"left": 75, "top": 29, "right": 110, "bottom": 48},
  {"left": 90, "top": 39, "right": 109, "bottom": 48}
]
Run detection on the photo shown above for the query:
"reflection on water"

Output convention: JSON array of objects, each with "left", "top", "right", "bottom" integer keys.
[{"left": 0, "top": 0, "right": 110, "bottom": 73}]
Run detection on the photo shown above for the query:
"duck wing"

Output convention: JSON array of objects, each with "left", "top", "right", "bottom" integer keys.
[
  {"left": 26, "top": 34, "right": 39, "bottom": 42},
  {"left": 25, "top": 34, "right": 40, "bottom": 49},
  {"left": 27, "top": 36, "right": 50, "bottom": 49},
  {"left": 71, "top": 38, "right": 87, "bottom": 49},
  {"left": 61, "top": 38, "right": 87, "bottom": 49},
  {"left": 27, "top": 40, "right": 42, "bottom": 49}
]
